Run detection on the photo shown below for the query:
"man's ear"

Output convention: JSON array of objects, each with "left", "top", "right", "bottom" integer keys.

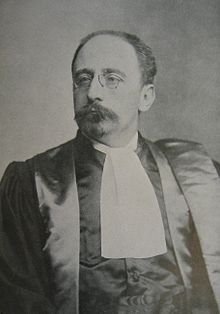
[{"left": 139, "top": 84, "right": 155, "bottom": 112}]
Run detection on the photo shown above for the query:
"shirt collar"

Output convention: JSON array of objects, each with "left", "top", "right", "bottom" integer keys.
[
  {"left": 74, "top": 129, "right": 158, "bottom": 173},
  {"left": 91, "top": 132, "right": 138, "bottom": 154}
]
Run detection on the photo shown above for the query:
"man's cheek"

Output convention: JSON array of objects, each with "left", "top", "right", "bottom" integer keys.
[
  {"left": 74, "top": 94, "right": 87, "bottom": 108},
  {"left": 103, "top": 96, "right": 120, "bottom": 110}
]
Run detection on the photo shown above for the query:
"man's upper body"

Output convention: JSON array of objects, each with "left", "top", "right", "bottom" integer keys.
[{"left": 0, "top": 30, "right": 220, "bottom": 313}]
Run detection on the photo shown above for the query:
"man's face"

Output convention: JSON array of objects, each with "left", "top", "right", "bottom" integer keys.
[{"left": 73, "top": 35, "right": 143, "bottom": 141}]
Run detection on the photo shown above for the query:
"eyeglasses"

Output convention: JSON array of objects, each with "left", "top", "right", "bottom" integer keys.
[{"left": 74, "top": 73, "right": 124, "bottom": 90}]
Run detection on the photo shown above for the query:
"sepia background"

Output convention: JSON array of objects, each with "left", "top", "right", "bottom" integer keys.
[{"left": 0, "top": 0, "right": 220, "bottom": 177}]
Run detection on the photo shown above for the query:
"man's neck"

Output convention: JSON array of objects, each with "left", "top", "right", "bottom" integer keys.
[{"left": 88, "top": 128, "right": 138, "bottom": 147}]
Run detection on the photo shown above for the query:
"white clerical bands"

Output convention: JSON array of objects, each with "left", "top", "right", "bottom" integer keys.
[{"left": 93, "top": 133, "right": 167, "bottom": 258}]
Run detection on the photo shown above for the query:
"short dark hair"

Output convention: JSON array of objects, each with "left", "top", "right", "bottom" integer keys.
[{"left": 71, "top": 30, "right": 157, "bottom": 85}]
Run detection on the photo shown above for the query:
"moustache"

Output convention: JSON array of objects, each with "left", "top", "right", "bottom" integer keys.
[{"left": 75, "top": 102, "right": 118, "bottom": 123}]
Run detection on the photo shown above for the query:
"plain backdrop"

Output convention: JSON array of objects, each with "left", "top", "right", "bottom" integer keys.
[{"left": 0, "top": 0, "right": 220, "bottom": 177}]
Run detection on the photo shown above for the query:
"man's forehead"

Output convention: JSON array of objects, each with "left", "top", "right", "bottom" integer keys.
[{"left": 74, "top": 35, "right": 139, "bottom": 72}]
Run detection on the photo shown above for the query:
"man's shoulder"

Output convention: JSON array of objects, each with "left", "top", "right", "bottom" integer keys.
[
  {"left": 140, "top": 134, "right": 219, "bottom": 176},
  {"left": 32, "top": 138, "right": 75, "bottom": 161},
  {"left": 150, "top": 137, "right": 220, "bottom": 177},
  {"left": 154, "top": 137, "right": 203, "bottom": 152},
  {"left": 21, "top": 138, "right": 76, "bottom": 176},
  {"left": 140, "top": 135, "right": 204, "bottom": 156},
  {"left": 2, "top": 139, "right": 76, "bottom": 181}
]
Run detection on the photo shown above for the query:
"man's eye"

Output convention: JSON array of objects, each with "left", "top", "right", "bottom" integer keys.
[
  {"left": 75, "top": 75, "right": 92, "bottom": 87},
  {"left": 105, "top": 74, "right": 123, "bottom": 83},
  {"left": 104, "top": 74, "right": 124, "bottom": 88}
]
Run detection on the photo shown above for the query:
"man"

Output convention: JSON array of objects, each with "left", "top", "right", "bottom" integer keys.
[{"left": 0, "top": 30, "right": 219, "bottom": 313}]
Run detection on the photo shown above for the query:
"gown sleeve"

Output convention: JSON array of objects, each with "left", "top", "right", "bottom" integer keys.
[{"left": 0, "top": 162, "right": 55, "bottom": 314}]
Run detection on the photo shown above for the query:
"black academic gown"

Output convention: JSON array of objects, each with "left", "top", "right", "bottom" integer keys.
[{"left": 0, "top": 132, "right": 219, "bottom": 313}]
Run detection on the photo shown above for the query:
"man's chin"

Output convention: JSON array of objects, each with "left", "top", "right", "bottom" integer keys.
[
  {"left": 77, "top": 120, "right": 118, "bottom": 141},
  {"left": 78, "top": 122, "right": 106, "bottom": 140}
]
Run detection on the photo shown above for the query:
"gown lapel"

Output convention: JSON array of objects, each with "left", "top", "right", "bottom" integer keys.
[
  {"left": 35, "top": 140, "right": 80, "bottom": 314},
  {"left": 150, "top": 139, "right": 220, "bottom": 312}
]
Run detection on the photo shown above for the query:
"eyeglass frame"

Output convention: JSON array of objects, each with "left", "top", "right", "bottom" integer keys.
[{"left": 73, "top": 72, "right": 125, "bottom": 90}]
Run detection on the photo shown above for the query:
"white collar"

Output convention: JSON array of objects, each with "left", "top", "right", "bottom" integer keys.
[{"left": 92, "top": 132, "right": 138, "bottom": 154}]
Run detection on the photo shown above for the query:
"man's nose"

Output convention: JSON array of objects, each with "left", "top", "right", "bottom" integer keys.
[{"left": 87, "top": 75, "right": 104, "bottom": 100}]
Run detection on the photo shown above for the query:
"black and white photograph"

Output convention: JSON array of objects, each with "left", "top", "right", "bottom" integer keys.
[{"left": 0, "top": 0, "right": 220, "bottom": 313}]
